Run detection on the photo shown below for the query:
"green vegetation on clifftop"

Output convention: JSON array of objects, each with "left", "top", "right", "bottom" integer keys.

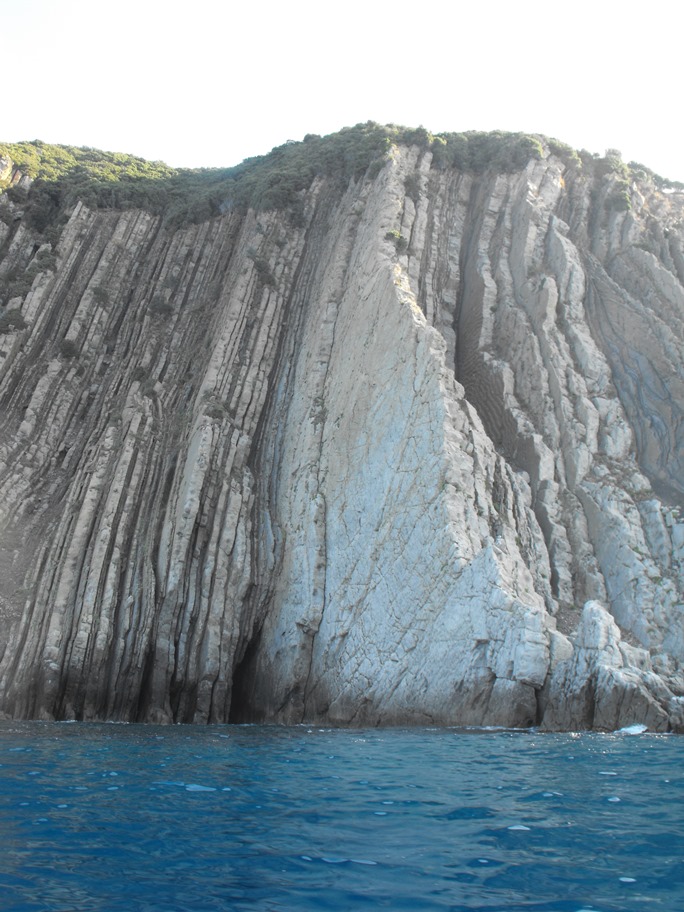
[
  {"left": 0, "top": 125, "right": 547, "bottom": 230},
  {"left": 2, "top": 124, "right": 681, "bottom": 234}
]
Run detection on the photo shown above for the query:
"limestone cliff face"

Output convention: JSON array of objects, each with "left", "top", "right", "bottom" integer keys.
[{"left": 0, "top": 140, "right": 682, "bottom": 730}]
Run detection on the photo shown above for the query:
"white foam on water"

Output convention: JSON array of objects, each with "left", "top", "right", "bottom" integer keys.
[
  {"left": 185, "top": 784, "right": 217, "bottom": 792},
  {"left": 507, "top": 825, "right": 531, "bottom": 831},
  {"left": 300, "top": 856, "right": 312, "bottom": 861},
  {"left": 618, "top": 724, "right": 647, "bottom": 735},
  {"left": 619, "top": 877, "right": 636, "bottom": 883},
  {"left": 607, "top": 797, "right": 621, "bottom": 802},
  {"left": 478, "top": 859, "right": 489, "bottom": 864},
  {"left": 351, "top": 859, "right": 378, "bottom": 865},
  {"left": 322, "top": 857, "right": 347, "bottom": 864},
  {"left": 599, "top": 771, "right": 617, "bottom": 776}
]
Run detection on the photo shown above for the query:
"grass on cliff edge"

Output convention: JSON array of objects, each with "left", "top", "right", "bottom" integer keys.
[
  {"left": 2, "top": 123, "right": 682, "bottom": 232},
  {"left": 0, "top": 124, "right": 545, "bottom": 230}
]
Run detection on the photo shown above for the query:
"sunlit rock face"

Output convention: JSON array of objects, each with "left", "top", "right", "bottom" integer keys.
[{"left": 0, "top": 141, "right": 682, "bottom": 730}]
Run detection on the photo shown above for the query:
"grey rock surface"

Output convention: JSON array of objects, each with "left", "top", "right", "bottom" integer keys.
[{"left": 0, "top": 141, "right": 682, "bottom": 729}]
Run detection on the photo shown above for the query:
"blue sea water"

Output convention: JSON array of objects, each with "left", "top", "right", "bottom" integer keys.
[{"left": 0, "top": 723, "right": 681, "bottom": 911}]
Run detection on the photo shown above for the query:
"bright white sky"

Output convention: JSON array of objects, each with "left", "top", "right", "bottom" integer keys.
[{"left": 3, "top": 0, "right": 683, "bottom": 181}]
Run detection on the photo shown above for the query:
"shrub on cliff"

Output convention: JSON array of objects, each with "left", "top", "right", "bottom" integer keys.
[
  {"left": 429, "top": 131, "right": 544, "bottom": 172},
  {"left": 627, "top": 161, "right": 684, "bottom": 191},
  {"left": 149, "top": 295, "right": 173, "bottom": 316},
  {"left": 606, "top": 185, "right": 632, "bottom": 211},
  {"left": 59, "top": 339, "right": 80, "bottom": 359},
  {"left": 92, "top": 286, "right": 110, "bottom": 306},
  {"left": 0, "top": 267, "right": 36, "bottom": 304},
  {"left": 246, "top": 249, "right": 276, "bottom": 287},
  {"left": 385, "top": 229, "right": 408, "bottom": 253},
  {"left": 0, "top": 309, "right": 28, "bottom": 333}
]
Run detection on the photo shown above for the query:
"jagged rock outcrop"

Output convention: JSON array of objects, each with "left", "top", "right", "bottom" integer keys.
[{"left": 0, "top": 133, "right": 682, "bottom": 729}]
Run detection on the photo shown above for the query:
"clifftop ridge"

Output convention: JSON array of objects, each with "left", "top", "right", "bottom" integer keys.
[{"left": 3, "top": 124, "right": 682, "bottom": 234}]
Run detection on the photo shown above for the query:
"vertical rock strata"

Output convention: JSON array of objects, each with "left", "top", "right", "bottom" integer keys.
[{"left": 0, "top": 142, "right": 682, "bottom": 729}]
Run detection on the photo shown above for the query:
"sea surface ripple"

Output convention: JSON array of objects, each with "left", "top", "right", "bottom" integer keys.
[{"left": 0, "top": 723, "right": 682, "bottom": 911}]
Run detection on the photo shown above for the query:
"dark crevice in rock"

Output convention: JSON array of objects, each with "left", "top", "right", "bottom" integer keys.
[
  {"left": 228, "top": 626, "right": 264, "bottom": 723},
  {"left": 134, "top": 644, "right": 157, "bottom": 722}
]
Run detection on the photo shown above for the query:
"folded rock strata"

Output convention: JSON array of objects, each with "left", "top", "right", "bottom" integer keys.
[{"left": 0, "top": 139, "right": 682, "bottom": 729}]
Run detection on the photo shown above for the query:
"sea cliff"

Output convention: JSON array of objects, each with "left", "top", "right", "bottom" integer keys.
[{"left": 0, "top": 128, "right": 682, "bottom": 729}]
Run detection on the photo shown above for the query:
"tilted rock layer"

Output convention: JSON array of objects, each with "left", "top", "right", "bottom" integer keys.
[{"left": 0, "top": 142, "right": 682, "bottom": 730}]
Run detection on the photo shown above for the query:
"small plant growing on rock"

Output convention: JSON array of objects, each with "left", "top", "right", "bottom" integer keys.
[
  {"left": 1, "top": 270, "right": 35, "bottom": 302},
  {"left": 605, "top": 178, "right": 632, "bottom": 212},
  {"left": 385, "top": 229, "right": 408, "bottom": 254},
  {"left": 246, "top": 249, "right": 276, "bottom": 287},
  {"left": 59, "top": 339, "right": 80, "bottom": 359},
  {"left": 203, "top": 396, "right": 228, "bottom": 420},
  {"left": 149, "top": 295, "right": 173, "bottom": 316},
  {"left": 92, "top": 285, "right": 110, "bottom": 305},
  {"left": 0, "top": 309, "right": 28, "bottom": 334},
  {"left": 140, "top": 378, "right": 158, "bottom": 399},
  {"left": 34, "top": 248, "right": 57, "bottom": 270},
  {"left": 606, "top": 192, "right": 631, "bottom": 212}
]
